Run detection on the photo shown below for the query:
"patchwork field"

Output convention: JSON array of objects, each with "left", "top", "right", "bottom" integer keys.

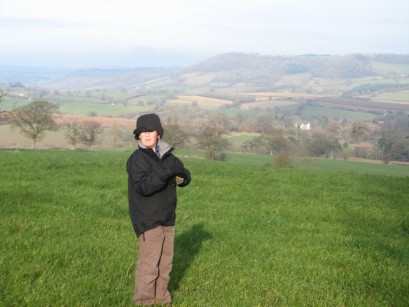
[
  {"left": 168, "top": 95, "right": 233, "bottom": 109},
  {"left": 373, "top": 90, "right": 409, "bottom": 104},
  {"left": 241, "top": 92, "right": 326, "bottom": 100}
]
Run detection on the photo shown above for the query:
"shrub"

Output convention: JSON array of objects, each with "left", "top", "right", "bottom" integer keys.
[{"left": 274, "top": 153, "right": 293, "bottom": 168}]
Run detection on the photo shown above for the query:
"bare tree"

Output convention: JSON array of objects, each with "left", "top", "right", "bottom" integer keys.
[
  {"left": 351, "top": 122, "right": 370, "bottom": 143},
  {"left": 64, "top": 122, "right": 81, "bottom": 149},
  {"left": 264, "top": 128, "right": 288, "bottom": 156},
  {"left": 210, "top": 113, "right": 231, "bottom": 133},
  {"left": 307, "top": 132, "right": 342, "bottom": 158},
  {"left": 79, "top": 121, "right": 103, "bottom": 149},
  {"left": 163, "top": 122, "right": 188, "bottom": 147},
  {"left": 9, "top": 100, "right": 60, "bottom": 148},
  {"left": 0, "top": 89, "right": 8, "bottom": 124},
  {"left": 325, "top": 122, "right": 342, "bottom": 138},
  {"left": 251, "top": 128, "right": 288, "bottom": 156},
  {"left": 109, "top": 124, "right": 132, "bottom": 151},
  {"left": 378, "top": 114, "right": 409, "bottom": 162},
  {"left": 253, "top": 115, "right": 274, "bottom": 135},
  {"left": 198, "top": 125, "right": 230, "bottom": 160},
  {"left": 0, "top": 89, "right": 7, "bottom": 105}
]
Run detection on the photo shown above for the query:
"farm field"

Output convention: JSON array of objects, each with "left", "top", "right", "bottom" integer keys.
[
  {"left": 1, "top": 149, "right": 408, "bottom": 306},
  {"left": 168, "top": 95, "right": 232, "bottom": 109},
  {"left": 228, "top": 152, "right": 409, "bottom": 177},
  {"left": 373, "top": 90, "right": 409, "bottom": 104},
  {"left": 277, "top": 104, "right": 376, "bottom": 121},
  {"left": 58, "top": 102, "right": 140, "bottom": 117},
  {"left": 240, "top": 99, "right": 297, "bottom": 110},
  {"left": 175, "top": 149, "right": 409, "bottom": 177},
  {"left": 371, "top": 62, "right": 409, "bottom": 75}
]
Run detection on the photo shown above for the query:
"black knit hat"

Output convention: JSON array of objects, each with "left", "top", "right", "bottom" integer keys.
[{"left": 133, "top": 113, "right": 164, "bottom": 139}]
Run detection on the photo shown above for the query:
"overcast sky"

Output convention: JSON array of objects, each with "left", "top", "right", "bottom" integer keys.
[{"left": 0, "top": 0, "right": 408, "bottom": 68}]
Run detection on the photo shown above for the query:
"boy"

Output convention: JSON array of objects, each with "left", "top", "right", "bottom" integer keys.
[{"left": 126, "top": 113, "right": 191, "bottom": 306}]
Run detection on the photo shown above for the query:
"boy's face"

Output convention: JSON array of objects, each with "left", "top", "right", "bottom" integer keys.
[{"left": 139, "top": 131, "right": 159, "bottom": 150}]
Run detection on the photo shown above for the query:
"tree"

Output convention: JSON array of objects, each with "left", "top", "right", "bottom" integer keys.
[
  {"left": 325, "top": 122, "right": 342, "bottom": 137},
  {"left": 0, "top": 89, "right": 7, "bottom": 124},
  {"left": 64, "top": 122, "right": 81, "bottom": 149},
  {"left": 252, "top": 128, "right": 288, "bottom": 156},
  {"left": 384, "top": 139, "right": 409, "bottom": 162},
  {"left": 211, "top": 113, "right": 232, "bottom": 133},
  {"left": 79, "top": 121, "right": 103, "bottom": 149},
  {"left": 197, "top": 125, "right": 230, "bottom": 160},
  {"left": 351, "top": 122, "right": 370, "bottom": 143},
  {"left": 108, "top": 125, "right": 133, "bottom": 151},
  {"left": 0, "top": 89, "right": 6, "bottom": 105},
  {"left": 253, "top": 115, "right": 274, "bottom": 135},
  {"left": 110, "top": 124, "right": 119, "bottom": 151},
  {"left": 232, "top": 113, "right": 251, "bottom": 132},
  {"left": 162, "top": 122, "right": 188, "bottom": 147},
  {"left": 307, "top": 132, "right": 341, "bottom": 158},
  {"left": 378, "top": 114, "right": 409, "bottom": 162},
  {"left": 282, "top": 116, "right": 294, "bottom": 132},
  {"left": 9, "top": 100, "right": 59, "bottom": 148}
]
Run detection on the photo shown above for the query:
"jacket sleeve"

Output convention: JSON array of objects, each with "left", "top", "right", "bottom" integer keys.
[
  {"left": 127, "top": 154, "right": 169, "bottom": 196},
  {"left": 169, "top": 156, "right": 191, "bottom": 187},
  {"left": 177, "top": 167, "right": 191, "bottom": 187}
]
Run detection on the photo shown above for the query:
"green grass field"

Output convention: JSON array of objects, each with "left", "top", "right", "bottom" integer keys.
[
  {"left": 176, "top": 150, "right": 409, "bottom": 177},
  {"left": 278, "top": 105, "right": 376, "bottom": 121},
  {"left": 58, "top": 102, "right": 147, "bottom": 117},
  {"left": 1, "top": 150, "right": 408, "bottom": 306},
  {"left": 372, "top": 62, "right": 409, "bottom": 75},
  {"left": 375, "top": 91, "right": 409, "bottom": 102}
]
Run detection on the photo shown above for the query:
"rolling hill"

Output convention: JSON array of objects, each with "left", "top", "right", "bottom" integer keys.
[{"left": 2, "top": 53, "right": 409, "bottom": 95}]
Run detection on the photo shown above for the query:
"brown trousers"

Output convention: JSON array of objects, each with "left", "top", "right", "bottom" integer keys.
[{"left": 133, "top": 226, "right": 174, "bottom": 306}]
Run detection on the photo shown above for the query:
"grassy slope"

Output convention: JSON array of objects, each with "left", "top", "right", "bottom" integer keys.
[
  {"left": 1, "top": 150, "right": 408, "bottom": 306},
  {"left": 176, "top": 150, "right": 409, "bottom": 177}
]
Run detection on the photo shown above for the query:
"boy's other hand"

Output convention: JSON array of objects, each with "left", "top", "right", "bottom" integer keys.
[{"left": 175, "top": 176, "right": 184, "bottom": 185}]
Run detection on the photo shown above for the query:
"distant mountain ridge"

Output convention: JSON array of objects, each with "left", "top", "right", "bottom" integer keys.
[
  {"left": 1, "top": 53, "right": 409, "bottom": 92},
  {"left": 0, "top": 65, "right": 73, "bottom": 85},
  {"left": 190, "top": 53, "right": 409, "bottom": 78}
]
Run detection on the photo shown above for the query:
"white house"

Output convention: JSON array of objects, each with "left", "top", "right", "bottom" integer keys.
[{"left": 295, "top": 122, "right": 311, "bottom": 130}]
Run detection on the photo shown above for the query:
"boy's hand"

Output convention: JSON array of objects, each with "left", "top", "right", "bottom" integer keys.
[
  {"left": 175, "top": 176, "right": 184, "bottom": 185},
  {"left": 176, "top": 168, "right": 191, "bottom": 187},
  {"left": 160, "top": 157, "right": 184, "bottom": 181},
  {"left": 161, "top": 156, "right": 191, "bottom": 186}
]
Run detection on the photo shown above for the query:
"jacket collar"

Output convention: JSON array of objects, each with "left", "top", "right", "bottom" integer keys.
[{"left": 138, "top": 139, "right": 173, "bottom": 158}]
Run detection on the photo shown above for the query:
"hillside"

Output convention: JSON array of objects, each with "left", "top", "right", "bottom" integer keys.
[
  {"left": 2, "top": 54, "right": 409, "bottom": 118},
  {"left": 2, "top": 53, "right": 409, "bottom": 94},
  {"left": 1, "top": 53, "right": 409, "bottom": 158}
]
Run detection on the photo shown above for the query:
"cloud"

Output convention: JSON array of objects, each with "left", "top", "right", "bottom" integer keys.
[
  {"left": 0, "top": 0, "right": 408, "bottom": 68},
  {"left": 0, "top": 17, "right": 81, "bottom": 28}
]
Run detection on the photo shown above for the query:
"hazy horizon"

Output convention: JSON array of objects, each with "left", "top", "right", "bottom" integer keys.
[{"left": 1, "top": 0, "right": 408, "bottom": 69}]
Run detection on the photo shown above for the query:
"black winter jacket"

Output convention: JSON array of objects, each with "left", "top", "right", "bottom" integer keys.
[{"left": 127, "top": 140, "right": 191, "bottom": 237}]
